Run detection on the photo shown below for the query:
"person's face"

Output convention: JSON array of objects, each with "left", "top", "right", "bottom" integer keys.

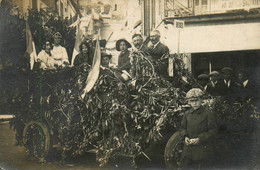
[
  {"left": 198, "top": 79, "right": 208, "bottom": 87},
  {"left": 237, "top": 73, "right": 244, "bottom": 81},
  {"left": 150, "top": 33, "right": 160, "bottom": 45},
  {"left": 45, "top": 42, "right": 51, "bottom": 51},
  {"left": 119, "top": 41, "right": 127, "bottom": 51},
  {"left": 82, "top": 44, "right": 88, "bottom": 54},
  {"left": 188, "top": 98, "right": 202, "bottom": 110},
  {"left": 54, "top": 37, "right": 61, "bottom": 45},
  {"left": 210, "top": 75, "right": 218, "bottom": 82},
  {"left": 101, "top": 56, "right": 110, "bottom": 67},
  {"left": 132, "top": 36, "right": 143, "bottom": 48},
  {"left": 223, "top": 72, "right": 231, "bottom": 80}
]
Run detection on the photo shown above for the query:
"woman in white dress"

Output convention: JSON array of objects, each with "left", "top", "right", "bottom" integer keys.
[{"left": 37, "top": 40, "right": 55, "bottom": 69}]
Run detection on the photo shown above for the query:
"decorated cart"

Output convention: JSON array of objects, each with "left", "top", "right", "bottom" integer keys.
[
  {"left": 9, "top": 50, "right": 260, "bottom": 169},
  {"left": 9, "top": 51, "right": 194, "bottom": 167}
]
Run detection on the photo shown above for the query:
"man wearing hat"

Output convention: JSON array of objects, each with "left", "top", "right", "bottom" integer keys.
[
  {"left": 206, "top": 71, "right": 222, "bottom": 96},
  {"left": 197, "top": 73, "right": 209, "bottom": 90},
  {"left": 51, "top": 32, "right": 69, "bottom": 67},
  {"left": 219, "top": 67, "right": 234, "bottom": 96},
  {"left": 116, "top": 39, "right": 132, "bottom": 72},
  {"left": 233, "top": 70, "right": 255, "bottom": 101},
  {"left": 179, "top": 88, "right": 217, "bottom": 169},
  {"left": 100, "top": 52, "right": 130, "bottom": 82}
]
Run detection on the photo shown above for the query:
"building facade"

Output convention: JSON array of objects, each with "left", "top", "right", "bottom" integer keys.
[
  {"left": 7, "top": 0, "right": 79, "bottom": 24},
  {"left": 141, "top": 0, "right": 260, "bottom": 79}
]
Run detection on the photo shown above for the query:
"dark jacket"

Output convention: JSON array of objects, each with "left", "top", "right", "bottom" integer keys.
[
  {"left": 147, "top": 42, "right": 169, "bottom": 61},
  {"left": 147, "top": 42, "right": 169, "bottom": 76},
  {"left": 180, "top": 106, "right": 217, "bottom": 161},
  {"left": 206, "top": 81, "right": 222, "bottom": 96},
  {"left": 118, "top": 50, "right": 131, "bottom": 72},
  {"left": 74, "top": 53, "right": 92, "bottom": 66},
  {"left": 233, "top": 79, "right": 255, "bottom": 101},
  {"left": 218, "top": 79, "right": 235, "bottom": 96}
]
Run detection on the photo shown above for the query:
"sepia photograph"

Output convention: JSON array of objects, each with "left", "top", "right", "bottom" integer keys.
[{"left": 0, "top": 0, "right": 259, "bottom": 169}]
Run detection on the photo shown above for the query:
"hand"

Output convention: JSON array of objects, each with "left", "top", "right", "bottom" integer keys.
[
  {"left": 189, "top": 138, "right": 199, "bottom": 145},
  {"left": 185, "top": 137, "right": 190, "bottom": 146}
]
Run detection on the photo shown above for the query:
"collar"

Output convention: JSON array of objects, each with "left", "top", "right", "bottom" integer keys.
[
  {"left": 152, "top": 41, "right": 160, "bottom": 49},
  {"left": 211, "top": 81, "right": 218, "bottom": 87},
  {"left": 191, "top": 106, "right": 204, "bottom": 114},
  {"left": 224, "top": 79, "right": 231, "bottom": 87},
  {"left": 243, "top": 80, "right": 249, "bottom": 87}
]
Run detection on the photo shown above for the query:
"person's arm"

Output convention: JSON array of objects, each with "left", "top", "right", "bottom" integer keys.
[
  {"left": 161, "top": 45, "right": 169, "bottom": 57},
  {"left": 197, "top": 110, "right": 218, "bottom": 144},
  {"left": 73, "top": 54, "right": 80, "bottom": 67},
  {"left": 62, "top": 47, "right": 69, "bottom": 64},
  {"left": 180, "top": 112, "right": 187, "bottom": 136}
]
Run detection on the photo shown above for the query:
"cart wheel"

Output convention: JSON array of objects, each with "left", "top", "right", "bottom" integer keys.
[
  {"left": 23, "top": 121, "right": 52, "bottom": 161},
  {"left": 164, "top": 130, "right": 185, "bottom": 169}
]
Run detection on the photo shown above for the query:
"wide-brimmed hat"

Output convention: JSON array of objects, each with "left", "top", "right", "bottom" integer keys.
[
  {"left": 221, "top": 67, "right": 233, "bottom": 73},
  {"left": 115, "top": 39, "right": 131, "bottom": 51},
  {"left": 186, "top": 88, "right": 204, "bottom": 99},
  {"left": 101, "top": 52, "right": 112, "bottom": 59},
  {"left": 198, "top": 73, "right": 209, "bottom": 79},
  {"left": 209, "top": 71, "right": 219, "bottom": 76}
]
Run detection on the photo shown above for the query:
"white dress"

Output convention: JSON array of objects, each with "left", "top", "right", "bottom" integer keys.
[
  {"left": 37, "top": 50, "right": 56, "bottom": 69},
  {"left": 51, "top": 45, "right": 69, "bottom": 66}
]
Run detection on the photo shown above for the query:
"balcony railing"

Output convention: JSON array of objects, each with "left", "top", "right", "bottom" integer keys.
[{"left": 164, "top": 0, "right": 260, "bottom": 17}]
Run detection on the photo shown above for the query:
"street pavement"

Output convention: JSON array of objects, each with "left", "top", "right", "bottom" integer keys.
[{"left": 0, "top": 121, "right": 103, "bottom": 170}]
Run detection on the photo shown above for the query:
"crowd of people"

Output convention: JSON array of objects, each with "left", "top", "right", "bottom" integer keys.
[
  {"left": 36, "top": 29, "right": 256, "bottom": 102},
  {"left": 197, "top": 67, "right": 255, "bottom": 101},
  {"left": 36, "top": 30, "right": 170, "bottom": 75}
]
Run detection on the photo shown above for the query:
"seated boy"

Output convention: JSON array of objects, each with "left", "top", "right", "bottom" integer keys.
[{"left": 179, "top": 88, "right": 218, "bottom": 169}]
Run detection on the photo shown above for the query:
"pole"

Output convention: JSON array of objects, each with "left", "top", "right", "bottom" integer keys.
[
  {"left": 209, "top": 55, "right": 212, "bottom": 73},
  {"left": 177, "top": 29, "right": 180, "bottom": 54}
]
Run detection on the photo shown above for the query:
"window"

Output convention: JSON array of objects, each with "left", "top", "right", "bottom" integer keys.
[
  {"left": 32, "top": 0, "right": 38, "bottom": 10},
  {"left": 202, "top": 0, "right": 208, "bottom": 5},
  {"left": 60, "top": 3, "right": 63, "bottom": 18},
  {"left": 114, "top": 4, "right": 117, "bottom": 11},
  {"left": 195, "top": 0, "right": 199, "bottom": 6}
]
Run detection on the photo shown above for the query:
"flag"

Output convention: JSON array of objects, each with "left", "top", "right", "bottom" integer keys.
[
  {"left": 71, "top": 16, "right": 84, "bottom": 66},
  {"left": 25, "top": 21, "right": 37, "bottom": 70},
  {"left": 81, "top": 34, "right": 101, "bottom": 98}
]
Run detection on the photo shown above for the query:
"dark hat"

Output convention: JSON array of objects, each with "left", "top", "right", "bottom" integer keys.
[
  {"left": 53, "top": 32, "right": 62, "bottom": 39},
  {"left": 198, "top": 73, "right": 209, "bottom": 79},
  {"left": 115, "top": 39, "right": 131, "bottom": 51},
  {"left": 101, "top": 52, "right": 112, "bottom": 59},
  {"left": 209, "top": 71, "right": 219, "bottom": 76},
  {"left": 221, "top": 67, "right": 233, "bottom": 73}
]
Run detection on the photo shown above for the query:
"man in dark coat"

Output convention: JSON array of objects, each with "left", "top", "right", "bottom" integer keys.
[
  {"left": 147, "top": 30, "right": 169, "bottom": 77},
  {"left": 206, "top": 71, "right": 222, "bottom": 96},
  {"left": 218, "top": 67, "right": 235, "bottom": 97},
  {"left": 179, "top": 88, "right": 218, "bottom": 169},
  {"left": 197, "top": 73, "right": 209, "bottom": 90},
  {"left": 233, "top": 70, "right": 255, "bottom": 101}
]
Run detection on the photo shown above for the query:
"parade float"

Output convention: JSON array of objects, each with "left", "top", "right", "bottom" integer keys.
[{"left": 1, "top": 3, "right": 259, "bottom": 169}]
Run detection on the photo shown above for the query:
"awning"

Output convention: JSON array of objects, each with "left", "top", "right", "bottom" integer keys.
[
  {"left": 162, "top": 11, "right": 260, "bottom": 53},
  {"left": 162, "top": 19, "right": 260, "bottom": 53}
]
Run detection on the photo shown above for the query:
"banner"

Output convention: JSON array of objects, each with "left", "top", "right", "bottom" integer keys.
[
  {"left": 71, "top": 16, "right": 84, "bottom": 66},
  {"left": 25, "top": 21, "right": 37, "bottom": 70},
  {"left": 81, "top": 34, "right": 101, "bottom": 98}
]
